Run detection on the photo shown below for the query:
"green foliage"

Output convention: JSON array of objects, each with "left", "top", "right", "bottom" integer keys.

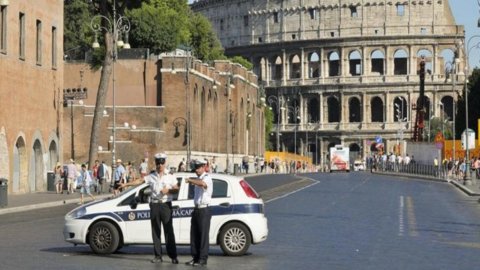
[
  {"left": 126, "top": 0, "right": 190, "bottom": 54},
  {"left": 188, "top": 13, "right": 225, "bottom": 61},
  {"left": 264, "top": 107, "right": 274, "bottom": 151},
  {"left": 456, "top": 68, "right": 480, "bottom": 139},
  {"left": 64, "top": 0, "right": 94, "bottom": 59},
  {"left": 229, "top": 56, "right": 253, "bottom": 70}
]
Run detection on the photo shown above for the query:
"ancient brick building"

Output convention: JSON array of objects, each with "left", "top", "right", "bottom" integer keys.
[
  {"left": 0, "top": 0, "right": 64, "bottom": 194},
  {"left": 64, "top": 50, "right": 264, "bottom": 173},
  {"left": 192, "top": 0, "right": 466, "bottom": 165}
]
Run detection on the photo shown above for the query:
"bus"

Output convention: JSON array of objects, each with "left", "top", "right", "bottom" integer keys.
[{"left": 329, "top": 145, "right": 350, "bottom": 172}]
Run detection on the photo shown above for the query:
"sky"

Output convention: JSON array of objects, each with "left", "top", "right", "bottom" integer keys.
[
  {"left": 188, "top": 0, "right": 477, "bottom": 67},
  {"left": 450, "top": 0, "right": 479, "bottom": 68}
]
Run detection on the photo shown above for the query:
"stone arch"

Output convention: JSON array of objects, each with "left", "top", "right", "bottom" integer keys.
[
  {"left": 349, "top": 97, "right": 361, "bottom": 122},
  {"left": 441, "top": 96, "right": 454, "bottom": 120},
  {"left": 327, "top": 96, "right": 340, "bottom": 122},
  {"left": 272, "top": 55, "right": 283, "bottom": 80},
  {"left": 394, "top": 49, "right": 408, "bottom": 75},
  {"left": 308, "top": 51, "right": 320, "bottom": 78},
  {"left": 47, "top": 131, "right": 60, "bottom": 171},
  {"left": 32, "top": 139, "right": 44, "bottom": 192},
  {"left": 371, "top": 96, "right": 384, "bottom": 122},
  {"left": 348, "top": 50, "right": 362, "bottom": 76},
  {"left": 307, "top": 98, "right": 320, "bottom": 122},
  {"left": 393, "top": 96, "right": 408, "bottom": 122},
  {"left": 417, "top": 49, "right": 433, "bottom": 75},
  {"left": 289, "top": 54, "right": 301, "bottom": 79},
  {"left": 349, "top": 142, "right": 361, "bottom": 162},
  {"left": 328, "top": 51, "right": 340, "bottom": 77},
  {"left": 0, "top": 128, "right": 8, "bottom": 180},
  {"left": 371, "top": 49, "right": 385, "bottom": 75},
  {"left": 13, "top": 135, "right": 28, "bottom": 193}
]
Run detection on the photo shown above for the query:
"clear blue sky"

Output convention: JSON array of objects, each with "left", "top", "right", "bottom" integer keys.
[
  {"left": 450, "top": 0, "right": 479, "bottom": 68},
  {"left": 188, "top": 0, "right": 477, "bottom": 67}
]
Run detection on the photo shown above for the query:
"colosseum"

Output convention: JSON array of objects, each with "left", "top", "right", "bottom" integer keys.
[{"left": 192, "top": 0, "right": 466, "bottom": 165}]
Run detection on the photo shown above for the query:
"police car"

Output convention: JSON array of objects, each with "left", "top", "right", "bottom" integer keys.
[{"left": 63, "top": 173, "right": 268, "bottom": 256}]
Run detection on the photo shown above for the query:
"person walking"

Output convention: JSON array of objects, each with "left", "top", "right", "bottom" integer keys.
[
  {"left": 66, "top": 159, "right": 78, "bottom": 194},
  {"left": 96, "top": 160, "right": 109, "bottom": 194},
  {"left": 113, "top": 159, "right": 126, "bottom": 196},
  {"left": 54, "top": 162, "right": 64, "bottom": 194},
  {"left": 79, "top": 164, "right": 96, "bottom": 204},
  {"left": 120, "top": 153, "right": 179, "bottom": 264},
  {"left": 139, "top": 158, "right": 149, "bottom": 177},
  {"left": 185, "top": 159, "right": 213, "bottom": 267}
]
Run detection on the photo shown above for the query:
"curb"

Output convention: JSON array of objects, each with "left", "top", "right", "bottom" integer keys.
[
  {"left": 373, "top": 171, "right": 480, "bottom": 196},
  {"left": 0, "top": 194, "right": 111, "bottom": 216}
]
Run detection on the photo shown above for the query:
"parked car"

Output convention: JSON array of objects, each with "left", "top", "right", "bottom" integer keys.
[{"left": 63, "top": 173, "right": 268, "bottom": 256}]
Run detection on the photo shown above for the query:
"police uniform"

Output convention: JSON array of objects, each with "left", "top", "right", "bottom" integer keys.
[
  {"left": 145, "top": 153, "right": 178, "bottom": 263},
  {"left": 188, "top": 160, "right": 213, "bottom": 266}
]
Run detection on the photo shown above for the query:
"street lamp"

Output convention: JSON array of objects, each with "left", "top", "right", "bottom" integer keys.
[
  {"left": 268, "top": 95, "right": 284, "bottom": 152},
  {"left": 438, "top": 101, "right": 444, "bottom": 137},
  {"left": 445, "top": 56, "right": 459, "bottom": 162},
  {"left": 90, "top": 0, "right": 130, "bottom": 169},
  {"left": 225, "top": 74, "right": 235, "bottom": 173}
]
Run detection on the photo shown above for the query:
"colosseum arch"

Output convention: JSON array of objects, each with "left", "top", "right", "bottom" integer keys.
[
  {"left": 417, "top": 49, "right": 433, "bottom": 75},
  {"left": 371, "top": 49, "right": 385, "bottom": 75},
  {"left": 440, "top": 48, "right": 456, "bottom": 78},
  {"left": 308, "top": 52, "right": 320, "bottom": 78},
  {"left": 393, "top": 96, "right": 408, "bottom": 122},
  {"left": 328, "top": 51, "right": 340, "bottom": 77},
  {"left": 272, "top": 55, "right": 283, "bottom": 80},
  {"left": 349, "top": 97, "right": 361, "bottom": 122},
  {"left": 327, "top": 96, "right": 340, "bottom": 122},
  {"left": 371, "top": 96, "right": 384, "bottom": 122},
  {"left": 290, "top": 54, "right": 301, "bottom": 79},
  {"left": 394, "top": 49, "right": 408, "bottom": 75},
  {"left": 440, "top": 96, "right": 454, "bottom": 120},
  {"left": 13, "top": 135, "right": 28, "bottom": 193},
  {"left": 307, "top": 98, "right": 320, "bottom": 122},
  {"left": 349, "top": 50, "right": 362, "bottom": 76}
]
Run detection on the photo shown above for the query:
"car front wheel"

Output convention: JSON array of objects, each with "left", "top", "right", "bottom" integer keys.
[
  {"left": 88, "top": 221, "right": 120, "bottom": 254},
  {"left": 219, "top": 222, "right": 251, "bottom": 256}
]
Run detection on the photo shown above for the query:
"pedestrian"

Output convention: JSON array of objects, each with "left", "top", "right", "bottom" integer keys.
[
  {"left": 113, "top": 159, "right": 126, "bottom": 196},
  {"left": 79, "top": 164, "right": 95, "bottom": 204},
  {"left": 139, "top": 158, "right": 149, "bottom": 177},
  {"left": 96, "top": 160, "right": 109, "bottom": 194},
  {"left": 54, "top": 162, "right": 64, "bottom": 194},
  {"left": 178, "top": 158, "right": 186, "bottom": 172},
  {"left": 66, "top": 159, "right": 78, "bottom": 194},
  {"left": 185, "top": 159, "right": 212, "bottom": 267},
  {"left": 120, "top": 153, "right": 179, "bottom": 264}
]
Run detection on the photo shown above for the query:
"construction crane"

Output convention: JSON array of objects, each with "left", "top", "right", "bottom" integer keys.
[{"left": 412, "top": 57, "right": 426, "bottom": 141}]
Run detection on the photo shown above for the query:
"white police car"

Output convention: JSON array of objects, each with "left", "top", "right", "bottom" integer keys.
[{"left": 63, "top": 173, "right": 268, "bottom": 256}]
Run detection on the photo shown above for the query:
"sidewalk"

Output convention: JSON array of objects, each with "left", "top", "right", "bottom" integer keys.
[{"left": 0, "top": 191, "right": 111, "bottom": 215}]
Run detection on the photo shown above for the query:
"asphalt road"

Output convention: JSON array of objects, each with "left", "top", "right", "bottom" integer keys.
[{"left": 1, "top": 172, "right": 480, "bottom": 270}]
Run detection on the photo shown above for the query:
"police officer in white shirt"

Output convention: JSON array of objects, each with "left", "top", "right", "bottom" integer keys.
[
  {"left": 185, "top": 159, "right": 213, "bottom": 267},
  {"left": 120, "top": 153, "right": 179, "bottom": 264}
]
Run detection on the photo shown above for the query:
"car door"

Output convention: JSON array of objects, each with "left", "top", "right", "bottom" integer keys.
[
  {"left": 120, "top": 186, "right": 152, "bottom": 243},
  {"left": 177, "top": 177, "right": 234, "bottom": 243}
]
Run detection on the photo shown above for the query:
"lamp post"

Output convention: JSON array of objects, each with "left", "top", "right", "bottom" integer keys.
[
  {"left": 268, "top": 95, "right": 284, "bottom": 153},
  {"left": 445, "top": 57, "right": 459, "bottom": 162},
  {"left": 90, "top": 0, "right": 130, "bottom": 170},
  {"left": 225, "top": 74, "right": 235, "bottom": 173}
]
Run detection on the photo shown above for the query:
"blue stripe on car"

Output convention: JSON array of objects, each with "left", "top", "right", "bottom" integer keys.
[{"left": 76, "top": 203, "right": 263, "bottom": 222}]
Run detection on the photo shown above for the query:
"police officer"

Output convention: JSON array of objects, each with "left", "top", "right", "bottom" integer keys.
[
  {"left": 120, "top": 153, "right": 179, "bottom": 264},
  {"left": 185, "top": 159, "right": 213, "bottom": 267}
]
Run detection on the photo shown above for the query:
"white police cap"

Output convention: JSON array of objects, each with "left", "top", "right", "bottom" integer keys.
[{"left": 154, "top": 153, "right": 167, "bottom": 160}]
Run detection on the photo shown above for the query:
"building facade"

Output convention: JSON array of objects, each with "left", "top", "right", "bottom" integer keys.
[
  {"left": 192, "top": 0, "right": 466, "bottom": 164},
  {"left": 0, "top": 0, "right": 64, "bottom": 194},
  {"left": 64, "top": 50, "right": 264, "bottom": 173}
]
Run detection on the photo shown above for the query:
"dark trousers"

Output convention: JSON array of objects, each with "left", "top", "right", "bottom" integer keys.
[
  {"left": 150, "top": 202, "right": 177, "bottom": 259},
  {"left": 190, "top": 207, "right": 211, "bottom": 262}
]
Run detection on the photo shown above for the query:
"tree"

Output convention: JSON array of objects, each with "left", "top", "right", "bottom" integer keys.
[
  {"left": 264, "top": 107, "right": 274, "bottom": 151},
  {"left": 188, "top": 12, "right": 225, "bottom": 61},
  {"left": 230, "top": 56, "right": 253, "bottom": 71},
  {"left": 456, "top": 68, "right": 480, "bottom": 140},
  {"left": 64, "top": 0, "right": 94, "bottom": 60}
]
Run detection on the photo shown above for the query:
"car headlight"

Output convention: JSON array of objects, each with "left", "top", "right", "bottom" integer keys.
[{"left": 67, "top": 206, "right": 87, "bottom": 219}]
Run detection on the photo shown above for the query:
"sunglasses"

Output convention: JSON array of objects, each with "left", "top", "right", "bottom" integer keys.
[{"left": 155, "top": 158, "right": 166, "bottom": 165}]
